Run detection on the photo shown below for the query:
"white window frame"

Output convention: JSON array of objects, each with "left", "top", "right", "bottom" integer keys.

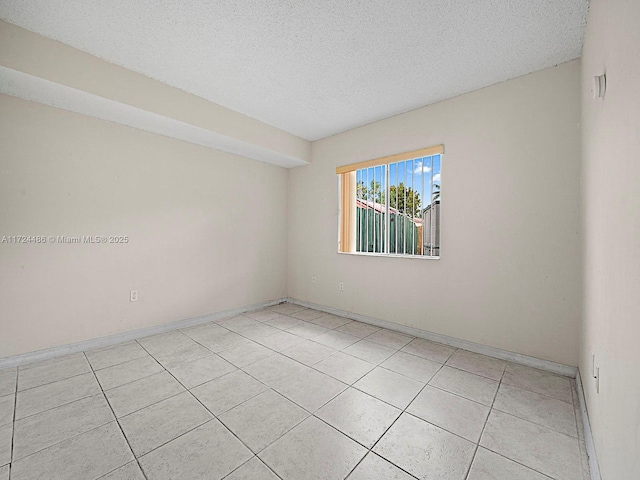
[{"left": 337, "top": 145, "right": 443, "bottom": 259}]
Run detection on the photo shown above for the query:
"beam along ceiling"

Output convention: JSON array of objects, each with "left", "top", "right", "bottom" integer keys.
[{"left": 0, "top": 1, "right": 589, "bottom": 141}]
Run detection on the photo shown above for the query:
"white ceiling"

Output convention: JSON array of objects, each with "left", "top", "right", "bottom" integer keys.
[{"left": 0, "top": 1, "right": 588, "bottom": 141}]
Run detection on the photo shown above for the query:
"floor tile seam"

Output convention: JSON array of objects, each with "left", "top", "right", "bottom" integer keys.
[
  {"left": 139, "top": 329, "right": 217, "bottom": 352},
  {"left": 366, "top": 361, "right": 447, "bottom": 452},
  {"left": 132, "top": 417, "right": 217, "bottom": 460},
  {"left": 178, "top": 367, "right": 244, "bottom": 389},
  {"left": 375, "top": 362, "right": 442, "bottom": 385},
  {"left": 341, "top": 451, "right": 420, "bottom": 480},
  {"left": 145, "top": 351, "right": 217, "bottom": 370},
  {"left": 306, "top": 358, "right": 375, "bottom": 386},
  {"left": 239, "top": 351, "right": 323, "bottom": 383},
  {"left": 90, "top": 353, "right": 159, "bottom": 376},
  {"left": 281, "top": 311, "right": 353, "bottom": 332},
  {"left": 359, "top": 332, "right": 414, "bottom": 351},
  {"left": 13, "top": 389, "right": 112, "bottom": 431},
  {"left": 463, "top": 366, "right": 504, "bottom": 480},
  {"left": 12, "top": 387, "right": 104, "bottom": 423},
  {"left": 313, "top": 340, "right": 360, "bottom": 351},
  {"left": 308, "top": 317, "right": 353, "bottom": 330},
  {"left": 341, "top": 345, "right": 403, "bottom": 366},
  {"left": 21, "top": 314, "right": 575, "bottom": 480},
  {"left": 109, "top": 343, "right": 196, "bottom": 419},
  {"left": 87, "top": 351, "right": 150, "bottom": 372},
  {"left": 270, "top": 380, "right": 349, "bottom": 416},
  {"left": 218, "top": 406, "right": 310, "bottom": 456},
  {"left": 83, "top": 352, "right": 149, "bottom": 480},
  {"left": 490, "top": 401, "right": 579, "bottom": 438},
  {"left": 354, "top": 451, "right": 422, "bottom": 480},
  {"left": 277, "top": 346, "right": 339, "bottom": 367},
  {"left": 8, "top": 365, "right": 17, "bottom": 476},
  {"left": 310, "top": 408, "right": 400, "bottom": 451},
  {"left": 187, "top": 366, "right": 275, "bottom": 418},
  {"left": 127, "top": 341, "right": 262, "bottom": 467},
  {"left": 83, "top": 340, "right": 139, "bottom": 357},
  {"left": 440, "top": 363, "right": 504, "bottom": 382},
  {"left": 16, "top": 368, "right": 92, "bottom": 393},
  {"left": 220, "top": 455, "right": 284, "bottom": 480},
  {"left": 485, "top": 407, "right": 583, "bottom": 441},
  {"left": 476, "top": 445, "right": 558, "bottom": 479},
  {"left": 159, "top": 353, "right": 252, "bottom": 414},
  {"left": 14, "top": 370, "right": 96, "bottom": 398},
  {"left": 240, "top": 310, "right": 277, "bottom": 323},
  {"left": 351, "top": 365, "right": 442, "bottom": 413},
  {"left": 399, "top": 344, "right": 459, "bottom": 365},
  {"left": 209, "top": 323, "right": 310, "bottom": 356},
  {"left": 303, "top": 349, "right": 383, "bottom": 385},
  {"left": 95, "top": 460, "right": 141, "bottom": 480},
  {"left": 16, "top": 353, "right": 85, "bottom": 371},
  {"left": 498, "top": 378, "right": 575, "bottom": 405},
  {"left": 424, "top": 381, "right": 495, "bottom": 408},
  {"left": 109, "top": 387, "right": 188, "bottom": 420},
  {"left": 195, "top": 384, "right": 268, "bottom": 418},
  {"left": 10, "top": 415, "right": 116, "bottom": 465},
  {"left": 99, "top": 366, "right": 169, "bottom": 393},
  {"left": 400, "top": 408, "right": 482, "bottom": 446},
  {"left": 136, "top": 336, "right": 222, "bottom": 370},
  {"left": 303, "top": 412, "right": 421, "bottom": 480},
  {"left": 146, "top": 345, "right": 270, "bottom": 463}
]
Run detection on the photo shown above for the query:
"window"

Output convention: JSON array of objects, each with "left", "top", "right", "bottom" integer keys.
[{"left": 337, "top": 145, "right": 442, "bottom": 258}]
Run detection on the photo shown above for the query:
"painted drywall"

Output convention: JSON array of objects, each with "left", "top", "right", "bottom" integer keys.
[
  {"left": 0, "top": 94, "right": 288, "bottom": 357},
  {"left": 288, "top": 60, "right": 582, "bottom": 366},
  {"left": 0, "top": 21, "right": 311, "bottom": 166},
  {"left": 580, "top": 0, "right": 640, "bottom": 478}
]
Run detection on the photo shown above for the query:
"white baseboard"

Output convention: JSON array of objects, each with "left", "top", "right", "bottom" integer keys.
[
  {"left": 287, "top": 297, "right": 577, "bottom": 378},
  {"left": 576, "top": 370, "right": 602, "bottom": 480},
  {"left": 0, "top": 297, "right": 287, "bottom": 369}
]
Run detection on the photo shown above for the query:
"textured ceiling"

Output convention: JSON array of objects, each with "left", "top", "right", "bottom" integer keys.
[{"left": 0, "top": 1, "right": 589, "bottom": 140}]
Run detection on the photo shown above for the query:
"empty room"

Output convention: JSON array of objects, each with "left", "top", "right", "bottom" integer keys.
[{"left": 0, "top": 1, "right": 638, "bottom": 479}]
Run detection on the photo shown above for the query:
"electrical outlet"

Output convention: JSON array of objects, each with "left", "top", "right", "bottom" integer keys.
[
  {"left": 339, "top": 281, "right": 344, "bottom": 292},
  {"left": 130, "top": 290, "right": 138, "bottom": 302},
  {"left": 311, "top": 275, "right": 317, "bottom": 284}
]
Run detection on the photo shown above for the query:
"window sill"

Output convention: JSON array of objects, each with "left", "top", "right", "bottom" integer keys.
[{"left": 337, "top": 251, "right": 440, "bottom": 260}]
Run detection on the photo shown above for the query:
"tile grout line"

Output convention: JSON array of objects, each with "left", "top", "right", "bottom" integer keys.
[
  {"left": 457, "top": 364, "right": 570, "bottom": 480},
  {"left": 8, "top": 418, "right": 118, "bottom": 473},
  {"left": 7, "top": 304, "right": 580, "bottom": 480},
  {"left": 475, "top": 446, "right": 557, "bottom": 479},
  {"left": 13, "top": 368, "right": 91, "bottom": 395},
  {"left": 10, "top": 375, "right": 103, "bottom": 424},
  {"left": 93, "top": 360, "right": 166, "bottom": 393},
  {"left": 219, "top": 455, "right": 283, "bottom": 480},
  {"left": 165, "top": 313, "right": 415, "bottom": 476},
  {"left": 187, "top": 309, "right": 573, "bottom": 478},
  {"left": 82, "top": 351, "right": 150, "bottom": 480},
  {"left": 7, "top": 368, "right": 17, "bottom": 479},
  {"left": 134, "top": 339, "right": 285, "bottom": 480},
  {"left": 463, "top": 364, "right": 505, "bottom": 480},
  {"left": 352, "top": 357, "right": 454, "bottom": 478}
]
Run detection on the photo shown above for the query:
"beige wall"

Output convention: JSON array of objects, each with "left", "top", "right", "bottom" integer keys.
[
  {"left": 580, "top": 0, "right": 640, "bottom": 478},
  {"left": 0, "top": 95, "right": 288, "bottom": 357},
  {"left": 0, "top": 21, "right": 310, "bottom": 164},
  {"left": 288, "top": 60, "right": 582, "bottom": 366}
]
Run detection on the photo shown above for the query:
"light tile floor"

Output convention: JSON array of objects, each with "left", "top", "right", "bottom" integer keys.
[{"left": 0, "top": 303, "right": 591, "bottom": 480}]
